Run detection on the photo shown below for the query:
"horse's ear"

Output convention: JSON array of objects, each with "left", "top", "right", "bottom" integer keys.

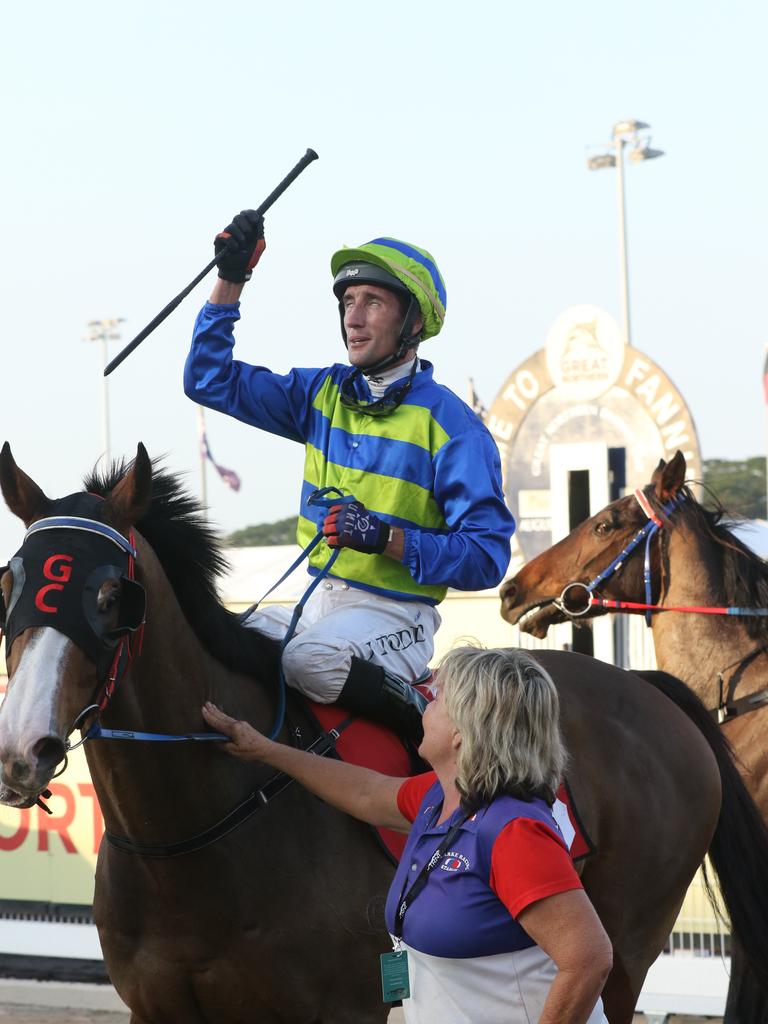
[
  {"left": 103, "top": 444, "right": 153, "bottom": 534},
  {"left": 650, "top": 458, "right": 667, "bottom": 491},
  {"left": 0, "top": 443, "right": 51, "bottom": 527},
  {"left": 652, "top": 450, "right": 687, "bottom": 501}
]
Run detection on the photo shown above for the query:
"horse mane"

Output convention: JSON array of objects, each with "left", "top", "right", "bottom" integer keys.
[
  {"left": 657, "top": 483, "right": 768, "bottom": 640},
  {"left": 83, "top": 459, "right": 281, "bottom": 678}
]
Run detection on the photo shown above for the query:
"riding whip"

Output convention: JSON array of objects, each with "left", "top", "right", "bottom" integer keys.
[{"left": 104, "top": 147, "right": 319, "bottom": 376}]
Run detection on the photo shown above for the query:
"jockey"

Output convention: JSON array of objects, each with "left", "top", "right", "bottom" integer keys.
[{"left": 184, "top": 211, "right": 515, "bottom": 742}]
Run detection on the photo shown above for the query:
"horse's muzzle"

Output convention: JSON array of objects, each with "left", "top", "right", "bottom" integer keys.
[{"left": 0, "top": 734, "right": 67, "bottom": 804}]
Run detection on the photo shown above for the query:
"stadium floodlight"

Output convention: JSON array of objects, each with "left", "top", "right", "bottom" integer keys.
[{"left": 586, "top": 121, "right": 665, "bottom": 346}]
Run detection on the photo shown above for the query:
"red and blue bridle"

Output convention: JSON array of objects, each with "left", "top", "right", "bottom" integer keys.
[
  {"left": 554, "top": 489, "right": 686, "bottom": 627},
  {"left": 2, "top": 488, "right": 357, "bottom": 752},
  {"left": 0, "top": 513, "right": 230, "bottom": 749},
  {"left": 553, "top": 488, "right": 768, "bottom": 625}
]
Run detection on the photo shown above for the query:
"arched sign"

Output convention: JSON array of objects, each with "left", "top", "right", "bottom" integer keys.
[{"left": 486, "top": 306, "right": 702, "bottom": 575}]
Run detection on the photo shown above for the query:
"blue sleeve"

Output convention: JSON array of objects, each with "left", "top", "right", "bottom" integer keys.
[
  {"left": 402, "top": 427, "right": 515, "bottom": 591},
  {"left": 183, "top": 302, "right": 325, "bottom": 443}
]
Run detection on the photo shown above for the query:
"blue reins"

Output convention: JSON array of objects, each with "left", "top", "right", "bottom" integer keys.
[
  {"left": 77, "top": 487, "right": 355, "bottom": 746},
  {"left": 239, "top": 487, "right": 356, "bottom": 740}
]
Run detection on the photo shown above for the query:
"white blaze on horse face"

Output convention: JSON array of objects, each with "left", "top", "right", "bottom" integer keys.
[{"left": 0, "top": 629, "right": 72, "bottom": 757}]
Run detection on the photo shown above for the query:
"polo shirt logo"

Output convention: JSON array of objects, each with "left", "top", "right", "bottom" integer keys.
[{"left": 440, "top": 851, "right": 470, "bottom": 872}]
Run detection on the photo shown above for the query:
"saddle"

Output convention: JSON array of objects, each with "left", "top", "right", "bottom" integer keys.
[
  {"left": 303, "top": 689, "right": 431, "bottom": 863},
  {"left": 298, "top": 683, "right": 594, "bottom": 865}
]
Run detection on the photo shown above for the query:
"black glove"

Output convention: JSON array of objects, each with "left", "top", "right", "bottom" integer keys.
[{"left": 215, "top": 210, "right": 266, "bottom": 283}]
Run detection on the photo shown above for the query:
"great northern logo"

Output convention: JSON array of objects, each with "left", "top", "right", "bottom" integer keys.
[
  {"left": 345, "top": 267, "right": 360, "bottom": 277},
  {"left": 560, "top": 319, "right": 610, "bottom": 382},
  {"left": 544, "top": 305, "right": 625, "bottom": 402}
]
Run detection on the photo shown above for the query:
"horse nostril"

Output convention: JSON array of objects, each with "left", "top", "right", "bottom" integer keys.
[
  {"left": 502, "top": 582, "right": 516, "bottom": 603},
  {"left": 10, "top": 759, "right": 29, "bottom": 782},
  {"left": 31, "top": 736, "right": 67, "bottom": 773}
]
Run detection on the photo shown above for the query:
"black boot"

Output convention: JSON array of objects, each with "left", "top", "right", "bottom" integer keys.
[{"left": 338, "top": 657, "right": 428, "bottom": 746}]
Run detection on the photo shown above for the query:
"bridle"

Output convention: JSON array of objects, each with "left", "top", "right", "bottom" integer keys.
[
  {"left": 0, "top": 514, "right": 226, "bottom": 752},
  {"left": 554, "top": 489, "right": 686, "bottom": 627},
  {"left": 553, "top": 488, "right": 768, "bottom": 626},
  {"left": 550, "top": 487, "right": 768, "bottom": 723},
  {"left": 0, "top": 499, "right": 361, "bottom": 854}
]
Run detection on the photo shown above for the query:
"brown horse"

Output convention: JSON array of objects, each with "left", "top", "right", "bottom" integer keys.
[
  {"left": 500, "top": 449, "right": 768, "bottom": 1021},
  {"left": 1, "top": 444, "right": 768, "bottom": 1023}
]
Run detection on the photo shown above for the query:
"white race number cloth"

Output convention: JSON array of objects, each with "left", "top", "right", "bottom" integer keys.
[{"left": 244, "top": 578, "right": 441, "bottom": 702}]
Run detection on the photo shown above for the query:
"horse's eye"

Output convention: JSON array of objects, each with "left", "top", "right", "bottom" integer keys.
[
  {"left": 97, "top": 581, "right": 120, "bottom": 615},
  {"left": 593, "top": 520, "right": 613, "bottom": 537}
]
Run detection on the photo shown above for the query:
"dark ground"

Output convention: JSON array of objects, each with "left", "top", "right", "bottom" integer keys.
[{"left": 0, "top": 1004, "right": 723, "bottom": 1023}]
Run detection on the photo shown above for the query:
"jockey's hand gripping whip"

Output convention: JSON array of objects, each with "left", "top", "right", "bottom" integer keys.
[{"left": 104, "top": 147, "right": 319, "bottom": 376}]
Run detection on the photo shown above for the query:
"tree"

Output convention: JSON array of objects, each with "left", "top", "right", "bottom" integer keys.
[
  {"left": 225, "top": 458, "right": 768, "bottom": 547},
  {"left": 226, "top": 516, "right": 298, "bottom": 547},
  {"left": 702, "top": 457, "right": 767, "bottom": 519}
]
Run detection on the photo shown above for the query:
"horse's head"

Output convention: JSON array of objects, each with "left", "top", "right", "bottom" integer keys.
[
  {"left": 0, "top": 443, "right": 151, "bottom": 806},
  {"left": 500, "top": 451, "right": 687, "bottom": 636}
]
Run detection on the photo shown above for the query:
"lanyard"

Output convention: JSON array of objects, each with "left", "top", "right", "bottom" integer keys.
[{"left": 393, "top": 808, "right": 470, "bottom": 939}]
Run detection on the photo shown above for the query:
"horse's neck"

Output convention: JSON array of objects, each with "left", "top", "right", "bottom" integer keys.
[
  {"left": 651, "top": 520, "right": 767, "bottom": 702},
  {"left": 86, "top": 545, "right": 276, "bottom": 837}
]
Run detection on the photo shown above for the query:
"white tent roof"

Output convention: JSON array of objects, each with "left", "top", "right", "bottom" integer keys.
[
  {"left": 219, "top": 545, "right": 307, "bottom": 605},
  {"left": 217, "top": 544, "right": 503, "bottom": 603}
]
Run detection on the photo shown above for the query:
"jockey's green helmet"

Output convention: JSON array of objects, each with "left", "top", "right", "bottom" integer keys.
[{"left": 331, "top": 237, "right": 447, "bottom": 342}]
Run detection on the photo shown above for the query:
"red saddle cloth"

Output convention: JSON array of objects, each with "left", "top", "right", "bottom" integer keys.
[
  {"left": 306, "top": 692, "right": 594, "bottom": 865},
  {"left": 307, "top": 700, "right": 417, "bottom": 862}
]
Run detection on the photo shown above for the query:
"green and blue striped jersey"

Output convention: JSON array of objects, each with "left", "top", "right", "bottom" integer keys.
[{"left": 185, "top": 302, "right": 515, "bottom": 604}]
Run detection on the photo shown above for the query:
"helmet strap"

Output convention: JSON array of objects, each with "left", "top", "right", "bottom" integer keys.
[{"left": 340, "top": 358, "right": 418, "bottom": 417}]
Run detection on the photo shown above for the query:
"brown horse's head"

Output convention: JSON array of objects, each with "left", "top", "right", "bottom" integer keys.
[
  {"left": 500, "top": 451, "right": 687, "bottom": 637},
  {"left": 0, "top": 443, "right": 151, "bottom": 806}
]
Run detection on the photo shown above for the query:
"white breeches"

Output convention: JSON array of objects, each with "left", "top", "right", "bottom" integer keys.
[{"left": 244, "top": 577, "right": 441, "bottom": 703}]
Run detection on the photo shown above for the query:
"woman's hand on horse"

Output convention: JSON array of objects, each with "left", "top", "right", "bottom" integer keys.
[
  {"left": 203, "top": 703, "right": 411, "bottom": 831},
  {"left": 202, "top": 703, "right": 271, "bottom": 761}
]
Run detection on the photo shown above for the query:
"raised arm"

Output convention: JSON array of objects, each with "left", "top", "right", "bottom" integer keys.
[{"left": 202, "top": 703, "right": 411, "bottom": 832}]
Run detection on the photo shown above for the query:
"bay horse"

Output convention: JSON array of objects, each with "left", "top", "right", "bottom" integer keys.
[
  {"left": 1, "top": 444, "right": 768, "bottom": 1023},
  {"left": 500, "top": 448, "right": 768, "bottom": 1021}
]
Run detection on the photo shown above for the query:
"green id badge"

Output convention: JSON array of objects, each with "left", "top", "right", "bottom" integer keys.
[{"left": 380, "top": 949, "right": 410, "bottom": 1002}]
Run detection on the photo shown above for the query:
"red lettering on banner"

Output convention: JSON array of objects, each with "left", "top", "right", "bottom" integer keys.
[
  {"left": 78, "top": 783, "right": 105, "bottom": 853},
  {"left": 34, "top": 554, "right": 74, "bottom": 614},
  {"left": 37, "top": 783, "right": 77, "bottom": 852},
  {"left": 0, "top": 782, "right": 104, "bottom": 855},
  {"left": 0, "top": 808, "right": 30, "bottom": 850}
]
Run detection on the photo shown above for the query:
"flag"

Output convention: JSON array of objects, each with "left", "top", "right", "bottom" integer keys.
[
  {"left": 200, "top": 432, "right": 241, "bottom": 492},
  {"left": 467, "top": 377, "right": 486, "bottom": 419}
]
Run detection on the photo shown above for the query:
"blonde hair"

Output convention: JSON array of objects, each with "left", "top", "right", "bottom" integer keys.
[{"left": 439, "top": 646, "right": 567, "bottom": 810}]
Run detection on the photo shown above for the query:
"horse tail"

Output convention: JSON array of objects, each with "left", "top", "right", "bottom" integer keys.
[{"left": 634, "top": 669, "right": 768, "bottom": 1013}]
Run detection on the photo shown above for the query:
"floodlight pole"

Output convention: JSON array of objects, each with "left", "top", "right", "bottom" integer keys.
[
  {"left": 614, "top": 134, "right": 631, "bottom": 347},
  {"left": 588, "top": 120, "right": 663, "bottom": 351},
  {"left": 85, "top": 318, "right": 124, "bottom": 463}
]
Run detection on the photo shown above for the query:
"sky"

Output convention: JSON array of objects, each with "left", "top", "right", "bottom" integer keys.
[{"left": 0, "top": 0, "right": 765, "bottom": 559}]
